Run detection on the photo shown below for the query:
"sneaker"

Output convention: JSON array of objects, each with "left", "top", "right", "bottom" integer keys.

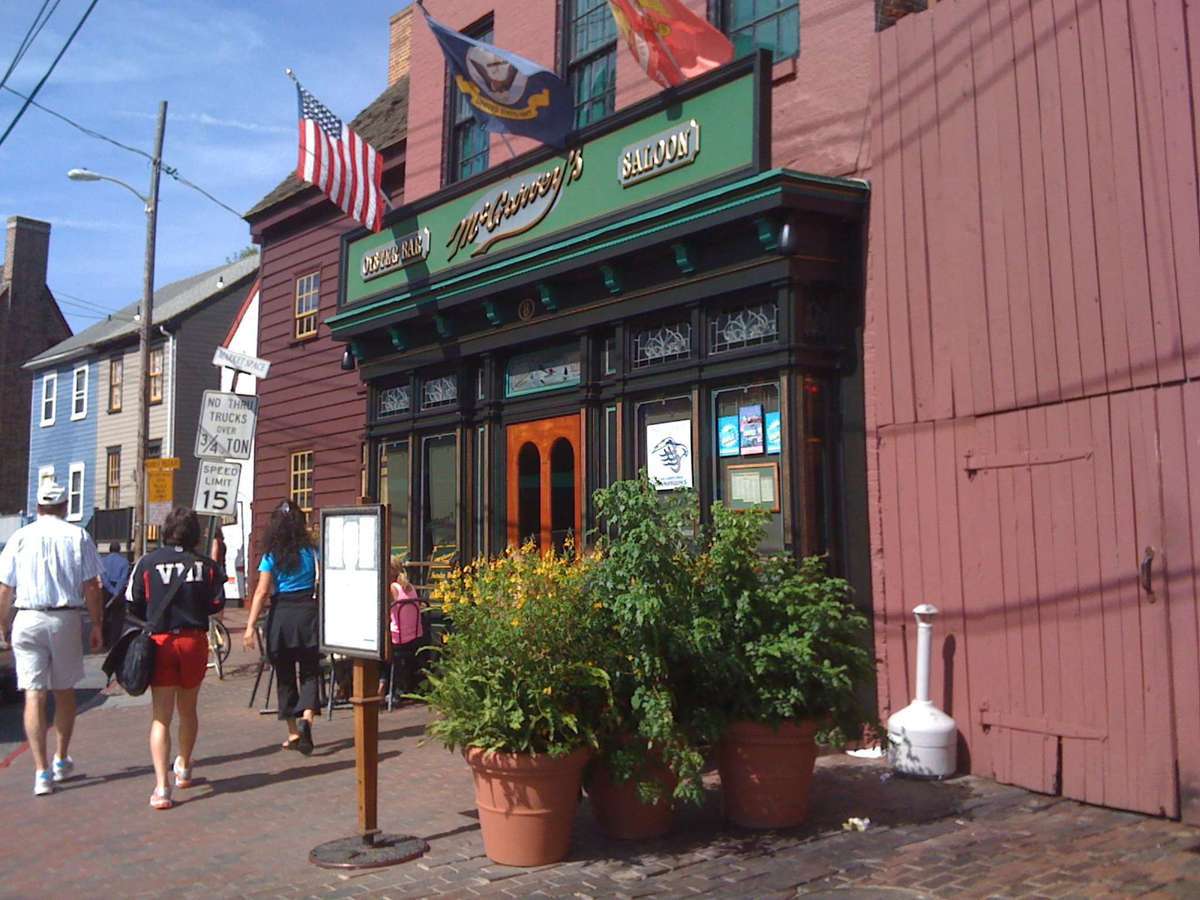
[
  {"left": 34, "top": 770, "right": 54, "bottom": 796},
  {"left": 173, "top": 757, "right": 193, "bottom": 789},
  {"left": 51, "top": 756, "right": 74, "bottom": 783}
]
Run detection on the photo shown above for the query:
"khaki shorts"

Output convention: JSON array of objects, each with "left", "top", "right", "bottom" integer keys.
[{"left": 11, "top": 609, "right": 85, "bottom": 691}]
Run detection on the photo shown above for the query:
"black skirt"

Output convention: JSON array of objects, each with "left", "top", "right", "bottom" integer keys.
[{"left": 266, "top": 589, "right": 319, "bottom": 662}]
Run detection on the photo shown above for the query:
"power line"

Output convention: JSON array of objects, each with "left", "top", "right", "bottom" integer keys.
[
  {"left": 51, "top": 287, "right": 137, "bottom": 320},
  {"left": 1, "top": 85, "right": 246, "bottom": 220},
  {"left": 0, "top": 83, "right": 150, "bottom": 160},
  {"left": 162, "top": 166, "right": 244, "bottom": 219},
  {"left": 0, "top": 0, "right": 56, "bottom": 92},
  {"left": 0, "top": 0, "right": 100, "bottom": 151}
]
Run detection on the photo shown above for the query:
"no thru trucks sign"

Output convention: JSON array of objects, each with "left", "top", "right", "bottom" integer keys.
[{"left": 195, "top": 391, "right": 258, "bottom": 460}]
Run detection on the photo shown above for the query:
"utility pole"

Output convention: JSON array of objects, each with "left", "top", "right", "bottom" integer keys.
[{"left": 133, "top": 101, "right": 167, "bottom": 557}]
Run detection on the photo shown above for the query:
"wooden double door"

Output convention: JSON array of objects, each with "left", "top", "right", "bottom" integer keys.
[{"left": 505, "top": 414, "right": 584, "bottom": 551}]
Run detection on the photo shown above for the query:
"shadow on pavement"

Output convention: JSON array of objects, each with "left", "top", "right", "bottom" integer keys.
[
  {"left": 563, "top": 759, "right": 975, "bottom": 867},
  {"left": 180, "top": 749, "right": 402, "bottom": 803}
]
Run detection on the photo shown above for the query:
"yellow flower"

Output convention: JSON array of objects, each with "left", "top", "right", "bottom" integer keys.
[
  {"left": 593, "top": 602, "right": 604, "bottom": 609},
  {"left": 542, "top": 686, "right": 552, "bottom": 695},
  {"left": 510, "top": 617, "right": 520, "bottom": 627},
  {"left": 441, "top": 633, "right": 450, "bottom": 643}
]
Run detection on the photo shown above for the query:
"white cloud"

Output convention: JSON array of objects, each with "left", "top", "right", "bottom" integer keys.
[{"left": 118, "top": 109, "right": 291, "bottom": 136}]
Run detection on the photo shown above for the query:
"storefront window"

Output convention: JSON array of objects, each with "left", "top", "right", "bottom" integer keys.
[
  {"left": 637, "top": 396, "right": 694, "bottom": 491},
  {"left": 802, "top": 375, "right": 829, "bottom": 556},
  {"left": 713, "top": 382, "right": 784, "bottom": 552},
  {"left": 710, "top": 302, "right": 779, "bottom": 354},
  {"left": 632, "top": 321, "right": 691, "bottom": 369},
  {"left": 474, "top": 426, "right": 488, "bottom": 556},
  {"left": 421, "top": 433, "right": 458, "bottom": 563},
  {"left": 422, "top": 374, "right": 457, "bottom": 410},
  {"left": 378, "top": 384, "right": 410, "bottom": 418},
  {"left": 381, "top": 440, "right": 410, "bottom": 560},
  {"left": 602, "top": 404, "right": 618, "bottom": 489}
]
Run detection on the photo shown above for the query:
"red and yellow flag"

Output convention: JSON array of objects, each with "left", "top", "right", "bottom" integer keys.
[{"left": 607, "top": 0, "right": 734, "bottom": 89}]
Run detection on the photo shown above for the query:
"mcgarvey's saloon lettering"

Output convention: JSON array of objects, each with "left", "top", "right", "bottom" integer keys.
[
  {"left": 446, "top": 148, "right": 585, "bottom": 261},
  {"left": 361, "top": 228, "right": 431, "bottom": 281},
  {"left": 619, "top": 119, "right": 702, "bottom": 188}
]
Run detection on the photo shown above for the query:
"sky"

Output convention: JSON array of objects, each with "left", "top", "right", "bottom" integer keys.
[{"left": 0, "top": 0, "right": 414, "bottom": 333}]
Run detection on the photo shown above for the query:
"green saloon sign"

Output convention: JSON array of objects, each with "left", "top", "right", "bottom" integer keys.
[{"left": 341, "top": 58, "right": 764, "bottom": 308}]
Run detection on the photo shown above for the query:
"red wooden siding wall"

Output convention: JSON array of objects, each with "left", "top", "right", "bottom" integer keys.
[{"left": 865, "top": 0, "right": 1200, "bottom": 821}]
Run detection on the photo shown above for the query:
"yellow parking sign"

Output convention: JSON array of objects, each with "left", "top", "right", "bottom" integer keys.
[{"left": 147, "top": 470, "right": 174, "bottom": 504}]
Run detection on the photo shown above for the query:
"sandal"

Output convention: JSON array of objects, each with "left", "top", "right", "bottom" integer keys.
[
  {"left": 149, "top": 787, "right": 173, "bottom": 810},
  {"left": 173, "top": 757, "right": 193, "bottom": 789},
  {"left": 281, "top": 736, "right": 301, "bottom": 751},
  {"left": 297, "top": 720, "right": 314, "bottom": 756}
]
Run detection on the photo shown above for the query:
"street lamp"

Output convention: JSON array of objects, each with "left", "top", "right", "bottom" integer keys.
[{"left": 67, "top": 100, "right": 167, "bottom": 557}]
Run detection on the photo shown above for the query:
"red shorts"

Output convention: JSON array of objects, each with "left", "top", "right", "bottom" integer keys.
[{"left": 150, "top": 631, "right": 209, "bottom": 689}]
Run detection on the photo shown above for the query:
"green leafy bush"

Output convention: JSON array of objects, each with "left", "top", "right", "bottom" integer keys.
[
  {"left": 420, "top": 544, "right": 614, "bottom": 756},
  {"left": 696, "top": 503, "right": 874, "bottom": 736},
  {"left": 590, "top": 478, "right": 711, "bottom": 804}
]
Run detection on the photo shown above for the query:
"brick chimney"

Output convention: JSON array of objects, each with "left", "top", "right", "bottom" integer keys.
[
  {"left": 3, "top": 216, "right": 51, "bottom": 309},
  {"left": 388, "top": 7, "right": 413, "bottom": 86},
  {"left": 0, "top": 216, "right": 59, "bottom": 514}
]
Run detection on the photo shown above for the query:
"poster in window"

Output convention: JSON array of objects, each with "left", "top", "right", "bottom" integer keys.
[
  {"left": 765, "top": 411, "right": 782, "bottom": 454},
  {"left": 646, "top": 419, "right": 693, "bottom": 490},
  {"left": 717, "top": 415, "right": 740, "bottom": 457},
  {"left": 725, "top": 462, "right": 780, "bottom": 512},
  {"left": 739, "top": 404, "right": 764, "bottom": 455}
]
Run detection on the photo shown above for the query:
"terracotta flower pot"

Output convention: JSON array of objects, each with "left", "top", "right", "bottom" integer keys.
[
  {"left": 717, "top": 719, "right": 819, "bottom": 829},
  {"left": 585, "top": 751, "right": 677, "bottom": 840},
  {"left": 464, "top": 745, "right": 591, "bottom": 866}
]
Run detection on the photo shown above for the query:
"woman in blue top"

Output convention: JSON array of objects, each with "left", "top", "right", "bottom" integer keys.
[{"left": 243, "top": 501, "right": 320, "bottom": 754}]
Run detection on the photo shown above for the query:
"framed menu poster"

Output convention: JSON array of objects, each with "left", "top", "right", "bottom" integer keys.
[
  {"left": 319, "top": 505, "right": 387, "bottom": 660},
  {"left": 725, "top": 462, "right": 780, "bottom": 512}
]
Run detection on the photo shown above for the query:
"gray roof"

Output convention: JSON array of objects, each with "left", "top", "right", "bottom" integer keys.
[
  {"left": 244, "top": 75, "right": 410, "bottom": 221},
  {"left": 24, "top": 254, "right": 259, "bottom": 370}
]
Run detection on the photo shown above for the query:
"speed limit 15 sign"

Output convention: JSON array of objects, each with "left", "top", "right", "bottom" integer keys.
[{"left": 194, "top": 460, "right": 241, "bottom": 516}]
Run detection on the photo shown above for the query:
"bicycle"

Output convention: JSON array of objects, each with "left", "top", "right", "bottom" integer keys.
[{"left": 207, "top": 615, "right": 231, "bottom": 680}]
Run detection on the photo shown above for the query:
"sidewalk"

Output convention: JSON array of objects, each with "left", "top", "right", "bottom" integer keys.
[{"left": 0, "top": 608, "right": 1196, "bottom": 898}]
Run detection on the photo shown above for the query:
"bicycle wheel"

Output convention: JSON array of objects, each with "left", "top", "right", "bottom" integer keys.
[{"left": 210, "top": 618, "right": 232, "bottom": 664}]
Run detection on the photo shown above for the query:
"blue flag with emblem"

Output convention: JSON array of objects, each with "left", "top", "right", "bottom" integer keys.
[{"left": 420, "top": 5, "right": 572, "bottom": 149}]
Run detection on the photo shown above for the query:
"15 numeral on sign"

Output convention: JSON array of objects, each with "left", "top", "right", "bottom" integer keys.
[{"left": 201, "top": 489, "right": 230, "bottom": 512}]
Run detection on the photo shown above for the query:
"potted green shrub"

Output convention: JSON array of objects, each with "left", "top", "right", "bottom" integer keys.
[
  {"left": 585, "top": 477, "right": 709, "bottom": 839},
  {"left": 420, "top": 543, "right": 613, "bottom": 866},
  {"left": 697, "top": 504, "right": 873, "bottom": 829}
]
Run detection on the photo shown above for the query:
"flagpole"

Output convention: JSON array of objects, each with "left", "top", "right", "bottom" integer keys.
[
  {"left": 498, "top": 132, "right": 519, "bottom": 161},
  {"left": 635, "top": 10, "right": 687, "bottom": 85}
]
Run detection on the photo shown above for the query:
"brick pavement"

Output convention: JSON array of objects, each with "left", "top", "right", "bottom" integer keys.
[{"left": 0, "top": 608, "right": 1197, "bottom": 898}]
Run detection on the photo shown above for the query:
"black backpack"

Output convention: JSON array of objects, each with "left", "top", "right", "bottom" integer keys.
[{"left": 102, "top": 559, "right": 190, "bottom": 696}]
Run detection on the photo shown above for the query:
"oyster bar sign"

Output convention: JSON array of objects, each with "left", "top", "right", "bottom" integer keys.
[{"left": 361, "top": 227, "right": 431, "bottom": 282}]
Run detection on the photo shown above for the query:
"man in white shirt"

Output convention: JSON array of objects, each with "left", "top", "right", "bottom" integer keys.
[{"left": 0, "top": 481, "right": 104, "bottom": 796}]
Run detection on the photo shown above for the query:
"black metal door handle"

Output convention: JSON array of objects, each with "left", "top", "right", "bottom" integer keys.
[{"left": 1140, "top": 546, "right": 1155, "bottom": 595}]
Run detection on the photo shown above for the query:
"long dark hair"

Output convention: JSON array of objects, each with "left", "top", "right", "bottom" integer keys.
[{"left": 262, "top": 500, "right": 312, "bottom": 574}]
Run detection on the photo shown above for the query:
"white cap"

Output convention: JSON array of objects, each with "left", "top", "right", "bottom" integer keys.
[{"left": 37, "top": 481, "right": 67, "bottom": 505}]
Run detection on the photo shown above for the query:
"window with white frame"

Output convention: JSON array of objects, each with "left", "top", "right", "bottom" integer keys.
[
  {"left": 40, "top": 372, "right": 57, "bottom": 426},
  {"left": 67, "top": 463, "right": 85, "bottom": 521},
  {"left": 71, "top": 365, "right": 88, "bottom": 420}
]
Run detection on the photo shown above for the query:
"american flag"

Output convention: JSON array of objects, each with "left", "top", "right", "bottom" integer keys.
[{"left": 296, "top": 82, "right": 386, "bottom": 232}]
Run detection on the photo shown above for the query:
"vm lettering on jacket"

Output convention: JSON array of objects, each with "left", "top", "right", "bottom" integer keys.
[{"left": 155, "top": 561, "right": 206, "bottom": 584}]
